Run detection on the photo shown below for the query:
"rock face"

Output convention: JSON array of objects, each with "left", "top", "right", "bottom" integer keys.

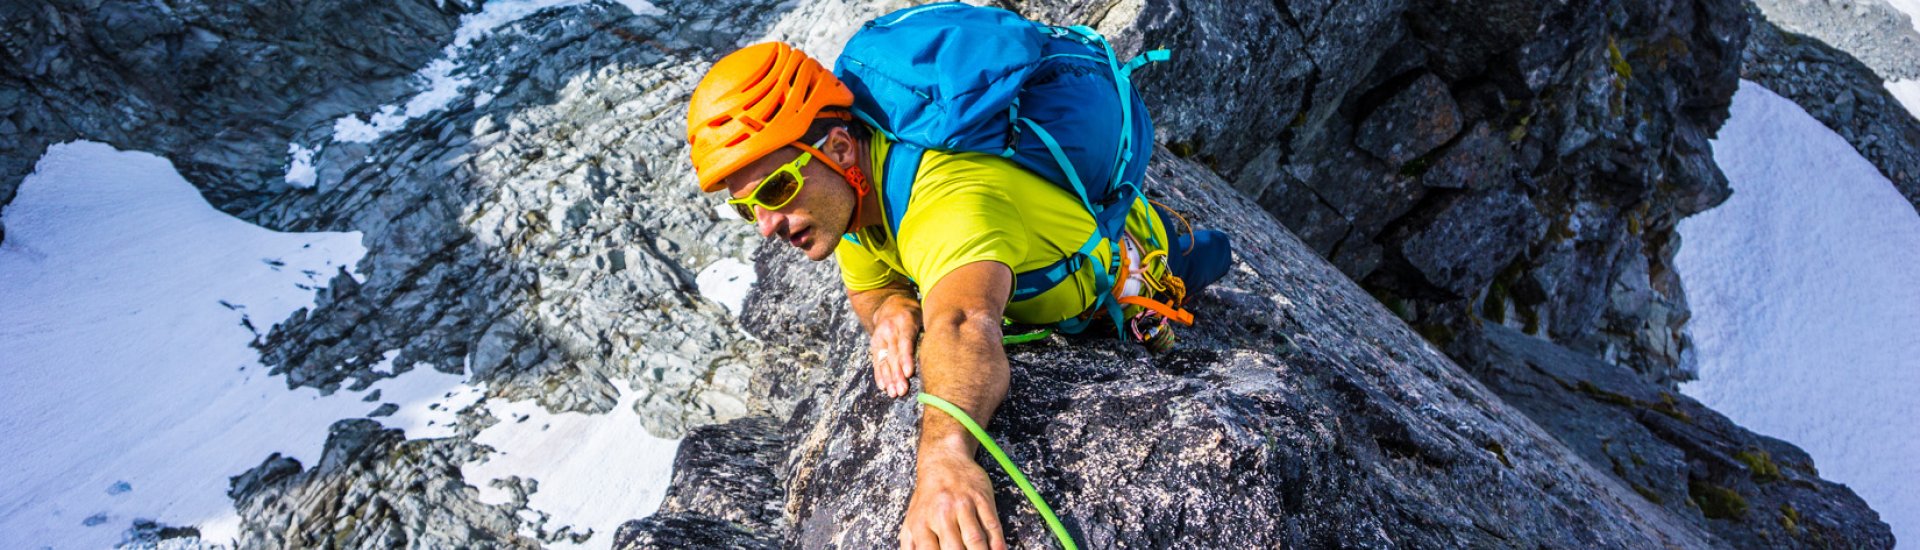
[
  {"left": 1019, "top": 0, "right": 1748, "bottom": 386},
  {"left": 1459, "top": 324, "right": 1894, "bottom": 548},
  {"left": 623, "top": 150, "right": 1887, "bottom": 547},
  {"left": 241, "top": 1, "right": 773, "bottom": 436},
  {"left": 0, "top": 0, "right": 470, "bottom": 240},
  {"left": 227, "top": 419, "right": 539, "bottom": 548},
  {"left": 1, "top": 0, "right": 1903, "bottom": 547}
]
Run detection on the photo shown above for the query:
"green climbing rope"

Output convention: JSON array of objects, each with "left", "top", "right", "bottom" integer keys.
[
  {"left": 1001, "top": 326, "right": 1054, "bottom": 345},
  {"left": 915, "top": 392, "right": 1077, "bottom": 550}
]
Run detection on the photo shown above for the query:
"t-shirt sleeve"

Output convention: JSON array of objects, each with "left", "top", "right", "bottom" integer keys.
[
  {"left": 897, "top": 177, "right": 1029, "bottom": 296},
  {"left": 835, "top": 237, "right": 903, "bottom": 291}
]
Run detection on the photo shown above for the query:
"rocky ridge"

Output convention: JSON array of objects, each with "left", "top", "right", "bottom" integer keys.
[
  {"left": 1740, "top": 3, "right": 1920, "bottom": 214},
  {"left": 622, "top": 149, "right": 1888, "bottom": 548},
  {"left": 0, "top": 0, "right": 1903, "bottom": 547},
  {"left": 1751, "top": 0, "right": 1920, "bottom": 81}
]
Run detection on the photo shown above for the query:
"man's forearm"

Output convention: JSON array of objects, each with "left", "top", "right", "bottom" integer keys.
[
  {"left": 893, "top": 261, "right": 1014, "bottom": 549},
  {"left": 917, "top": 309, "right": 1010, "bottom": 459}
]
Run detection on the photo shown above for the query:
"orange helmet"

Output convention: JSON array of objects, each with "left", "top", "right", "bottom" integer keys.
[{"left": 687, "top": 42, "right": 855, "bottom": 193}]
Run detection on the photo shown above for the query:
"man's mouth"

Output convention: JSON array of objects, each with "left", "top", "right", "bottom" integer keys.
[{"left": 788, "top": 226, "right": 812, "bottom": 248}]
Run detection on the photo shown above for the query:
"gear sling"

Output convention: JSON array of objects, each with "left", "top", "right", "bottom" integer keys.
[{"left": 835, "top": 2, "right": 1187, "bottom": 339}]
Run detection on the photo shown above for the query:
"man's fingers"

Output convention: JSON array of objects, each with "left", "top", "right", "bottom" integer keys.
[
  {"left": 892, "top": 333, "right": 914, "bottom": 393},
  {"left": 956, "top": 505, "right": 992, "bottom": 550},
  {"left": 974, "top": 499, "right": 1005, "bottom": 550},
  {"left": 937, "top": 512, "right": 966, "bottom": 550},
  {"left": 872, "top": 347, "right": 892, "bottom": 392},
  {"left": 895, "top": 329, "right": 917, "bottom": 380},
  {"left": 914, "top": 520, "right": 941, "bottom": 550},
  {"left": 871, "top": 338, "right": 893, "bottom": 390}
]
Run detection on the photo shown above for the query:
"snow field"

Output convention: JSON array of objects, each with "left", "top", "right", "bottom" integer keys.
[
  {"left": 0, "top": 141, "right": 683, "bottom": 549},
  {"left": 1677, "top": 80, "right": 1920, "bottom": 543},
  {"left": 461, "top": 384, "right": 680, "bottom": 549},
  {"left": 0, "top": 141, "right": 475, "bottom": 547}
]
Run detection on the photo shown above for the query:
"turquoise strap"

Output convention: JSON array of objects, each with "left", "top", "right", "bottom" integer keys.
[
  {"left": 1018, "top": 117, "right": 1096, "bottom": 213},
  {"left": 916, "top": 392, "right": 1078, "bottom": 550},
  {"left": 1074, "top": 27, "right": 1136, "bottom": 180},
  {"left": 1120, "top": 49, "right": 1171, "bottom": 76},
  {"left": 849, "top": 106, "right": 899, "bottom": 141}
]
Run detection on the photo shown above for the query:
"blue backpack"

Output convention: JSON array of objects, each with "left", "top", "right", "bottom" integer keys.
[{"left": 834, "top": 2, "right": 1170, "bottom": 335}]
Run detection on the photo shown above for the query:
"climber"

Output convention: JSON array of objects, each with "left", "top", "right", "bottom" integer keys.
[{"left": 686, "top": 34, "right": 1230, "bottom": 550}]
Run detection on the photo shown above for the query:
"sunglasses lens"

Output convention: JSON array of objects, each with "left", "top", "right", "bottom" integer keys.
[
  {"left": 731, "top": 202, "right": 756, "bottom": 222},
  {"left": 757, "top": 170, "right": 802, "bottom": 208}
]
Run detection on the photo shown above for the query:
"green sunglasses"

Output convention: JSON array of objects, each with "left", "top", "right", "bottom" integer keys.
[{"left": 727, "top": 137, "right": 832, "bottom": 223}]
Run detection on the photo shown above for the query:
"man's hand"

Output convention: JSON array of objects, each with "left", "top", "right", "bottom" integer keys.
[
  {"left": 869, "top": 296, "right": 922, "bottom": 398},
  {"left": 899, "top": 449, "right": 1005, "bottom": 550},
  {"left": 848, "top": 282, "right": 923, "bottom": 398}
]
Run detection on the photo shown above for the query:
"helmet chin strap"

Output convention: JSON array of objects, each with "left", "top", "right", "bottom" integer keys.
[
  {"left": 799, "top": 134, "right": 871, "bottom": 236},
  {"left": 842, "top": 164, "right": 871, "bottom": 235}
]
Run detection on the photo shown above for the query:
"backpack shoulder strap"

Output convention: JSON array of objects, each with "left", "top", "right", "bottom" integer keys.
[{"left": 879, "top": 141, "right": 923, "bottom": 239}]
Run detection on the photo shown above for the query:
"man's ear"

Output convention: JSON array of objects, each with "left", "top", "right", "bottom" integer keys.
[{"left": 829, "top": 125, "right": 859, "bottom": 168}]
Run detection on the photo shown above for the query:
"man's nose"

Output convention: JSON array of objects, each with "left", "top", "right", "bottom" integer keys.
[{"left": 756, "top": 209, "right": 780, "bottom": 238}]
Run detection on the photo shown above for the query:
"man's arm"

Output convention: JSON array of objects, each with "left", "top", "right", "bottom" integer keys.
[
  {"left": 848, "top": 280, "right": 921, "bottom": 397},
  {"left": 899, "top": 260, "right": 1011, "bottom": 550}
]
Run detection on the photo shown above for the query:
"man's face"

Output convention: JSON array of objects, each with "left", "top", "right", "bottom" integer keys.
[{"left": 721, "top": 137, "right": 854, "bottom": 261}]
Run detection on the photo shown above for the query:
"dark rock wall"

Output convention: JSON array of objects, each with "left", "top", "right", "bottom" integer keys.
[
  {"left": 1018, "top": 0, "right": 1749, "bottom": 387},
  {"left": 1460, "top": 324, "right": 1893, "bottom": 548},
  {"left": 0, "top": 0, "right": 470, "bottom": 238}
]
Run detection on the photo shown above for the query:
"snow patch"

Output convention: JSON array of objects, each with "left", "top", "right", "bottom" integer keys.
[
  {"left": 695, "top": 257, "right": 756, "bottom": 317},
  {"left": 0, "top": 142, "right": 476, "bottom": 547},
  {"left": 1677, "top": 80, "right": 1920, "bottom": 544},
  {"left": 1886, "top": 78, "right": 1920, "bottom": 122},
  {"left": 389, "top": 382, "right": 488, "bottom": 440},
  {"left": 284, "top": 143, "right": 317, "bottom": 189},
  {"left": 331, "top": 0, "right": 592, "bottom": 144},
  {"left": 610, "top": 0, "right": 665, "bottom": 17},
  {"left": 460, "top": 383, "right": 679, "bottom": 550}
]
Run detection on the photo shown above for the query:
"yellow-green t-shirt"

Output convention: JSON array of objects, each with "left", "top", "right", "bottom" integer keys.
[{"left": 835, "top": 134, "right": 1170, "bottom": 325}]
